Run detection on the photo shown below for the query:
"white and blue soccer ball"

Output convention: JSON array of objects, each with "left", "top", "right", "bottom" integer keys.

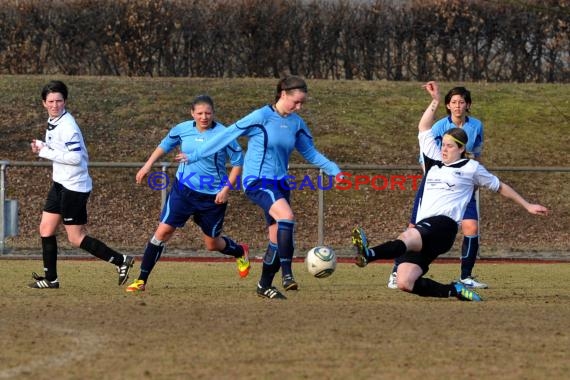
[{"left": 305, "top": 246, "right": 337, "bottom": 278}]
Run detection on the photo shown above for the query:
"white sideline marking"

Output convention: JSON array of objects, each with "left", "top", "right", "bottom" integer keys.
[{"left": 0, "top": 323, "right": 103, "bottom": 379}]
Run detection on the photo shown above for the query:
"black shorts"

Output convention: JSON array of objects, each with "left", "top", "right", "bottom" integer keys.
[
  {"left": 43, "top": 182, "right": 90, "bottom": 225},
  {"left": 399, "top": 215, "right": 458, "bottom": 274}
]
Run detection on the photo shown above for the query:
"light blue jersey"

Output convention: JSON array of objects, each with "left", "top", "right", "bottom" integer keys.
[
  {"left": 431, "top": 115, "right": 484, "bottom": 158},
  {"left": 187, "top": 104, "right": 341, "bottom": 188},
  {"left": 159, "top": 121, "right": 243, "bottom": 194}
]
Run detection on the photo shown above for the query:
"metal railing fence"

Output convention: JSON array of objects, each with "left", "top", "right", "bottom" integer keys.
[{"left": 1, "top": 160, "right": 569, "bottom": 252}]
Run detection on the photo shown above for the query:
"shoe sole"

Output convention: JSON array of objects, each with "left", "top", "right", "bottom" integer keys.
[
  {"left": 461, "top": 283, "right": 488, "bottom": 289},
  {"left": 257, "top": 290, "right": 287, "bottom": 300},
  {"left": 238, "top": 268, "right": 250, "bottom": 278},
  {"left": 237, "top": 244, "right": 250, "bottom": 278},
  {"left": 283, "top": 282, "right": 298, "bottom": 291},
  {"left": 237, "top": 260, "right": 250, "bottom": 278},
  {"left": 126, "top": 282, "right": 145, "bottom": 292},
  {"left": 29, "top": 283, "right": 60, "bottom": 289},
  {"left": 257, "top": 294, "right": 286, "bottom": 300},
  {"left": 351, "top": 228, "right": 368, "bottom": 267}
]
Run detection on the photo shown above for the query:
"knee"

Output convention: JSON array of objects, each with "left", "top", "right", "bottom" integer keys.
[
  {"left": 397, "top": 279, "right": 414, "bottom": 292},
  {"left": 204, "top": 237, "right": 223, "bottom": 251},
  {"left": 39, "top": 223, "right": 55, "bottom": 237},
  {"left": 461, "top": 220, "right": 478, "bottom": 235},
  {"left": 395, "top": 271, "right": 416, "bottom": 292},
  {"left": 67, "top": 235, "right": 84, "bottom": 248},
  {"left": 154, "top": 230, "right": 174, "bottom": 242}
]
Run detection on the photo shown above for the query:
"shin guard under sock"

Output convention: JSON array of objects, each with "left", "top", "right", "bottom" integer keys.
[
  {"left": 139, "top": 238, "right": 165, "bottom": 282},
  {"left": 461, "top": 235, "right": 479, "bottom": 279},
  {"left": 259, "top": 242, "right": 279, "bottom": 288},
  {"left": 277, "top": 220, "right": 295, "bottom": 278},
  {"left": 220, "top": 236, "right": 244, "bottom": 258}
]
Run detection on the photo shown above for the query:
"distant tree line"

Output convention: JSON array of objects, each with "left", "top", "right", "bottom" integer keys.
[{"left": 1, "top": 0, "right": 568, "bottom": 82}]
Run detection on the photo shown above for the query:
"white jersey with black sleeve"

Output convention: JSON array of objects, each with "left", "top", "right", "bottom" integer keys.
[
  {"left": 414, "top": 130, "right": 500, "bottom": 224},
  {"left": 38, "top": 111, "right": 93, "bottom": 193}
]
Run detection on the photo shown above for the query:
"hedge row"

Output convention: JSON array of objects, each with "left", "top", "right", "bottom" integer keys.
[{"left": 1, "top": 0, "right": 568, "bottom": 82}]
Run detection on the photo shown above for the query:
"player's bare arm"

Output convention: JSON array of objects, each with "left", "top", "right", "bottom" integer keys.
[{"left": 498, "top": 182, "right": 549, "bottom": 215}]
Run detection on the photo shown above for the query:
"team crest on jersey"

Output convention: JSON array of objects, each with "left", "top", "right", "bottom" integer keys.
[{"left": 453, "top": 170, "right": 463, "bottom": 176}]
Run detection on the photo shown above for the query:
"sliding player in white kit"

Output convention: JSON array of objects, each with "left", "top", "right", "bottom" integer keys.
[
  {"left": 28, "top": 80, "right": 134, "bottom": 289},
  {"left": 388, "top": 84, "right": 487, "bottom": 290},
  {"left": 351, "top": 81, "right": 549, "bottom": 301}
]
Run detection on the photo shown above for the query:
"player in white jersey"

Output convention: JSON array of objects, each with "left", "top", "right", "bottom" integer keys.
[
  {"left": 351, "top": 81, "right": 549, "bottom": 301},
  {"left": 389, "top": 84, "right": 487, "bottom": 289},
  {"left": 28, "top": 80, "right": 134, "bottom": 289}
]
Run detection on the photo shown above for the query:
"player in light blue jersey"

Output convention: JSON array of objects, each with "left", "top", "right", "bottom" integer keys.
[
  {"left": 353, "top": 81, "right": 548, "bottom": 302},
  {"left": 388, "top": 83, "right": 487, "bottom": 290},
  {"left": 179, "top": 76, "right": 342, "bottom": 300},
  {"left": 126, "top": 95, "right": 249, "bottom": 292}
]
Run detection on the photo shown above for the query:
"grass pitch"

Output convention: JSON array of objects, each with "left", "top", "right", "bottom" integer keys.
[{"left": 0, "top": 259, "right": 569, "bottom": 380}]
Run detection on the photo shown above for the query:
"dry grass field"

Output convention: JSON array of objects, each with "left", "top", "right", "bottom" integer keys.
[
  {"left": 1, "top": 76, "right": 568, "bottom": 379},
  {"left": 1, "top": 259, "right": 569, "bottom": 380}
]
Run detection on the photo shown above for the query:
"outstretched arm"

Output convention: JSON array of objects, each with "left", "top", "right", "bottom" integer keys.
[
  {"left": 418, "top": 81, "right": 441, "bottom": 132},
  {"left": 498, "top": 182, "right": 549, "bottom": 215}
]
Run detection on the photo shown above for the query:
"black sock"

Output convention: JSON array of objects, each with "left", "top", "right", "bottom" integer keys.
[
  {"left": 139, "top": 240, "right": 165, "bottom": 282},
  {"left": 368, "top": 239, "right": 407, "bottom": 262},
  {"left": 79, "top": 236, "right": 123, "bottom": 265},
  {"left": 259, "top": 242, "right": 279, "bottom": 288},
  {"left": 411, "top": 277, "right": 455, "bottom": 298},
  {"left": 41, "top": 235, "right": 58, "bottom": 281}
]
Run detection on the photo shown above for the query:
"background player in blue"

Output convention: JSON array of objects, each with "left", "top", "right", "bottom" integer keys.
[
  {"left": 29, "top": 80, "right": 134, "bottom": 289},
  {"left": 178, "top": 76, "right": 342, "bottom": 300},
  {"left": 126, "top": 95, "right": 249, "bottom": 292},
  {"left": 353, "top": 81, "right": 548, "bottom": 301},
  {"left": 388, "top": 83, "right": 487, "bottom": 289}
]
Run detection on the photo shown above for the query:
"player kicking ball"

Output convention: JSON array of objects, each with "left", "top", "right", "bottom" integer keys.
[{"left": 352, "top": 81, "right": 549, "bottom": 301}]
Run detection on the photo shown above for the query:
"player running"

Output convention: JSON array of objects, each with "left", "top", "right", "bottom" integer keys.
[
  {"left": 178, "top": 76, "right": 342, "bottom": 300},
  {"left": 126, "top": 95, "right": 249, "bottom": 292},
  {"left": 29, "top": 80, "right": 134, "bottom": 289}
]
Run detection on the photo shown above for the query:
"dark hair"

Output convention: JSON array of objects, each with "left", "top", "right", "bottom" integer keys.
[
  {"left": 444, "top": 86, "right": 471, "bottom": 115},
  {"left": 275, "top": 76, "right": 307, "bottom": 102},
  {"left": 41, "top": 80, "right": 68, "bottom": 101},
  {"left": 444, "top": 128, "right": 469, "bottom": 158},
  {"left": 191, "top": 94, "right": 214, "bottom": 111}
]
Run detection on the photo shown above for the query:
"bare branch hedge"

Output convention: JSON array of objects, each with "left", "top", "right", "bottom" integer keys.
[{"left": 0, "top": 0, "right": 568, "bottom": 82}]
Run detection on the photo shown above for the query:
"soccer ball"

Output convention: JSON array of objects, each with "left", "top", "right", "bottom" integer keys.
[{"left": 305, "top": 246, "right": 337, "bottom": 278}]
